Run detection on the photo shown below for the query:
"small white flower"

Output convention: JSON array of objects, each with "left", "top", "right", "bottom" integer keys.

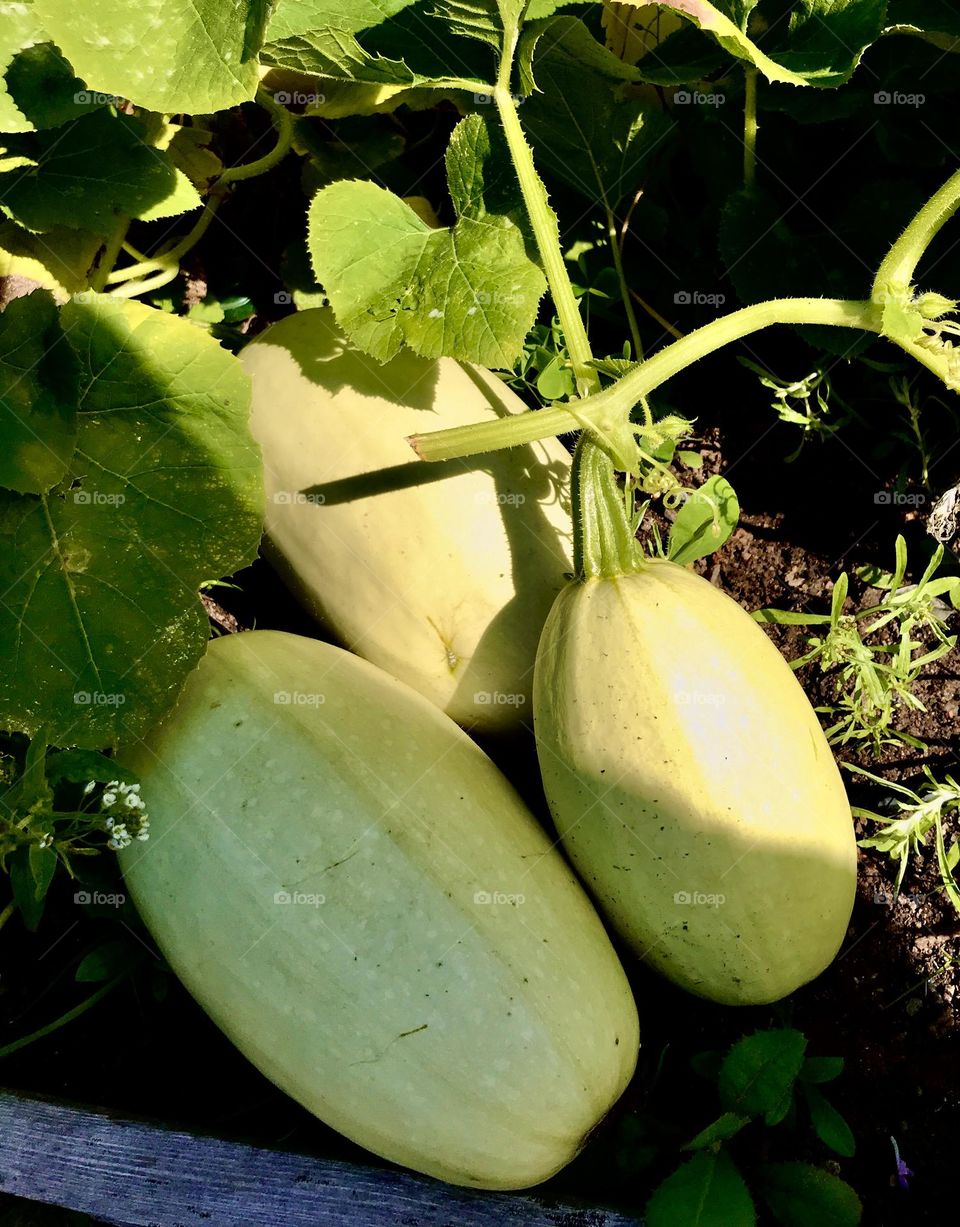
[
  {"left": 136, "top": 831, "right": 150, "bottom": 841},
  {"left": 123, "top": 792, "right": 142, "bottom": 810},
  {"left": 105, "top": 780, "right": 119, "bottom": 790},
  {"left": 83, "top": 780, "right": 96, "bottom": 796},
  {"left": 104, "top": 816, "right": 114, "bottom": 828},
  {"left": 37, "top": 833, "right": 53, "bottom": 849},
  {"left": 102, "top": 791, "right": 117, "bottom": 807}
]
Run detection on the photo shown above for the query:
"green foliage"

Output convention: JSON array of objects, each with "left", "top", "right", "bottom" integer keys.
[
  {"left": 756, "top": 537, "right": 960, "bottom": 751},
  {"left": 644, "top": 1028, "right": 859, "bottom": 1227},
  {"left": 852, "top": 764, "right": 960, "bottom": 913}
]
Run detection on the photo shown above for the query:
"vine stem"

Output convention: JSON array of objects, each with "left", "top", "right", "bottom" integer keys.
[
  {"left": 0, "top": 900, "right": 15, "bottom": 933},
  {"left": 494, "top": 49, "right": 598, "bottom": 395},
  {"left": 0, "top": 976, "right": 122, "bottom": 1059},
  {"left": 90, "top": 216, "right": 130, "bottom": 293},
  {"left": 743, "top": 67, "right": 758, "bottom": 192},
  {"left": 103, "top": 86, "right": 295, "bottom": 291},
  {"left": 874, "top": 165, "right": 960, "bottom": 294},
  {"left": 410, "top": 297, "right": 881, "bottom": 461}
]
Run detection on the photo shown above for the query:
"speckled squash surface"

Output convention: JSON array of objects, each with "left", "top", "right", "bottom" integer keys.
[
  {"left": 534, "top": 560, "right": 857, "bottom": 1006},
  {"left": 240, "top": 309, "right": 572, "bottom": 732},
  {"left": 119, "top": 630, "right": 638, "bottom": 1190}
]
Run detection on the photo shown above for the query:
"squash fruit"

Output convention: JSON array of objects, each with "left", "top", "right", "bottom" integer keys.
[
  {"left": 533, "top": 441, "right": 857, "bottom": 1005},
  {"left": 119, "top": 630, "right": 638, "bottom": 1189},
  {"left": 239, "top": 309, "right": 572, "bottom": 732}
]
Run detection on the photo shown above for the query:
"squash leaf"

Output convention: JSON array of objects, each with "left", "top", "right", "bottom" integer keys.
[
  {"left": 308, "top": 114, "right": 546, "bottom": 366},
  {"left": 0, "top": 294, "right": 263, "bottom": 749},
  {"left": 31, "top": 0, "right": 270, "bottom": 113}
]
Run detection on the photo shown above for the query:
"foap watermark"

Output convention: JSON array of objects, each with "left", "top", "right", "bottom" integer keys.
[
  {"left": 874, "top": 90, "right": 925, "bottom": 108},
  {"left": 675, "top": 690, "right": 726, "bottom": 707},
  {"left": 674, "top": 290, "right": 726, "bottom": 307},
  {"left": 473, "top": 691, "right": 526, "bottom": 707},
  {"left": 74, "top": 90, "right": 121, "bottom": 106},
  {"left": 274, "top": 889, "right": 326, "bottom": 906},
  {"left": 674, "top": 890, "right": 726, "bottom": 908},
  {"left": 274, "top": 690, "right": 326, "bottom": 706},
  {"left": 674, "top": 89, "right": 726, "bottom": 108},
  {"left": 273, "top": 90, "right": 326, "bottom": 107},
  {"left": 474, "top": 490, "right": 526, "bottom": 507},
  {"left": 73, "top": 490, "right": 125, "bottom": 507},
  {"left": 74, "top": 691, "right": 126, "bottom": 707},
  {"left": 874, "top": 491, "right": 926, "bottom": 506},
  {"left": 74, "top": 890, "right": 126, "bottom": 907},
  {"left": 272, "top": 490, "right": 325, "bottom": 505},
  {"left": 474, "top": 890, "right": 525, "bottom": 906},
  {"left": 474, "top": 91, "right": 525, "bottom": 106}
]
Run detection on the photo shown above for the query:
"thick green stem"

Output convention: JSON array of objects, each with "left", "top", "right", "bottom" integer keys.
[
  {"left": 494, "top": 84, "right": 598, "bottom": 396},
  {"left": 573, "top": 436, "right": 642, "bottom": 580},
  {"left": 743, "top": 68, "right": 758, "bottom": 192},
  {"left": 411, "top": 297, "right": 881, "bottom": 461},
  {"left": 874, "top": 166, "right": 960, "bottom": 294}
]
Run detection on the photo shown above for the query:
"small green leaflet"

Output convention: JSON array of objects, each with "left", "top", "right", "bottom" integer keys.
[
  {"left": 683, "top": 1111, "right": 750, "bottom": 1151},
  {"left": 9, "top": 842, "right": 57, "bottom": 930},
  {"left": 0, "top": 293, "right": 263, "bottom": 749},
  {"left": 646, "top": 1150, "right": 756, "bottom": 1227},
  {"left": 667, "top": 475, "right": 739, "bottom": 566},
  {"left": 0, "top": 291, "right": 79, "bottom": 494},
  {"left": 0, "top": 110, "right": 183, "bottom": 233},
  {"left": 757, "top": 1162, "right": 862, "bottom": 1227},
  {"left": 31, "top": 0, "right": 270, "bottom": 113},
  {"left": 800, "top": 1083, "right": 855, "bottom": 1158},
  {"left": 717, "top": 1028, "right": 807, "bottom": 1121},
  {"left": 308, "top": 114, "right": 546, "bottom": 366}
]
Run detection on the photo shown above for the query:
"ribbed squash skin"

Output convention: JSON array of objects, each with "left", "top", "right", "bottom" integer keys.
[
  {"left": 534, "top": 561, "right": 857, "bottom": 1005},
  {"left": 119, "top": 631, "right": 638, "bottom": 1190},
  {"left": 240, "top": 309, "right": 572, "bottom": 731}
]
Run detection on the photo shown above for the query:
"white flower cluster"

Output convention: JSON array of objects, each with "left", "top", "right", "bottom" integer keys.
[{"left": 85, "top": 779, "right": 151, "bottom": 851}]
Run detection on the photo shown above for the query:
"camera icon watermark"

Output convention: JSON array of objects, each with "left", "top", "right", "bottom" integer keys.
[
  {"left": 874, "top": 91, "right": 925, "bottom": 108},
  {"left": 272, "top": 490, "right": 326, "bottom": 505},
  {"left": 74, "top": 691, "right": 126, "bottom": 706},
  {"left": 874, "top": 491, "right": 925, "bottom": 506},
  {"left": 273, "top": 690, "right": 326, "bottom": 706},
  {"left": 73, "top": 490, "right": 126, "bottom": 506},
  {"left": 473, "top": 889, "right": 525, "bottom": 905},
  {"left": 274, "top": 889, "right": 325, "bottom": 906},
  {"left": 674, "top": 890, "right": 726, "bottom": 908},
  {"left": 674, "top": 89, "right": 726, "bottom": 108}
]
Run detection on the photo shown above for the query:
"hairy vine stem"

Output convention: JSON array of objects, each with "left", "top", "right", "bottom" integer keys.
[{"left": 411, "top": 297, "right": 882, "bottom": 461}]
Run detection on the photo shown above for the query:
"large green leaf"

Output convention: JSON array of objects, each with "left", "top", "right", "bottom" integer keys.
[
  {"left": 308, "top": 114, "right": 546, "bottom": 366},
  {"left": 3, "top": 39, "right": 94, "bottom": 133},
  {"left": 0, "top": 290, "right": 79, "bottom": 495},
  {"left": 266, "top": 0, "right": 419, "bottom": 42},
  {"left": 31, "top": 0, "right": 270, "bottom": 113},
  {"left": 0, "top": 1, "right": 44, "bottom": 133},
  {"left": 521, "top": 17, "right": 670, "bottom": 207},
  {"left": 885, "top": 0, "right": 960, "bottom": 52},
  {"left": 0, "top": 110, "right": 180, "bottom": 233},
  {"left": 0, "top": 295, "right": 263, "bottom": 749},
  {"left": 647, "top": 1151, "right": 756, "bottom": 1227}
]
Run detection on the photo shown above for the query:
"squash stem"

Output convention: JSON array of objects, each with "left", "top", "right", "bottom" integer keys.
[{"left": 573, "top": 436, "right": 642, "bottom": 580}]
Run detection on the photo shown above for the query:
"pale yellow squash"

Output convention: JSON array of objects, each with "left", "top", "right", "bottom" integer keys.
[
  {"left": 119, "top": 630, "right": 638, "bottom": 1189},
  {"left": 240, "top": 309, "right": 572, "bottom": 732},
  {"left": 535, "top": 559, "right": 857, "bottom": 1005}
]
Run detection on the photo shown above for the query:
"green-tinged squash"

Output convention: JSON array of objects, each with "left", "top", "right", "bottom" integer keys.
[
  {"left": 533, "top": 441, "right": 857, "bottom": 1006},
  {"left": 119, "top": 630, "right": 638, "bottom": 1190},
  {"left": 239, "top": 309, "right": 572, "bottom": 732}
]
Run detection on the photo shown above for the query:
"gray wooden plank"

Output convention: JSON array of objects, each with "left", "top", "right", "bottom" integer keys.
[{"left": 0, "top": 1093, "right": 642, "bottom": 1227}]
